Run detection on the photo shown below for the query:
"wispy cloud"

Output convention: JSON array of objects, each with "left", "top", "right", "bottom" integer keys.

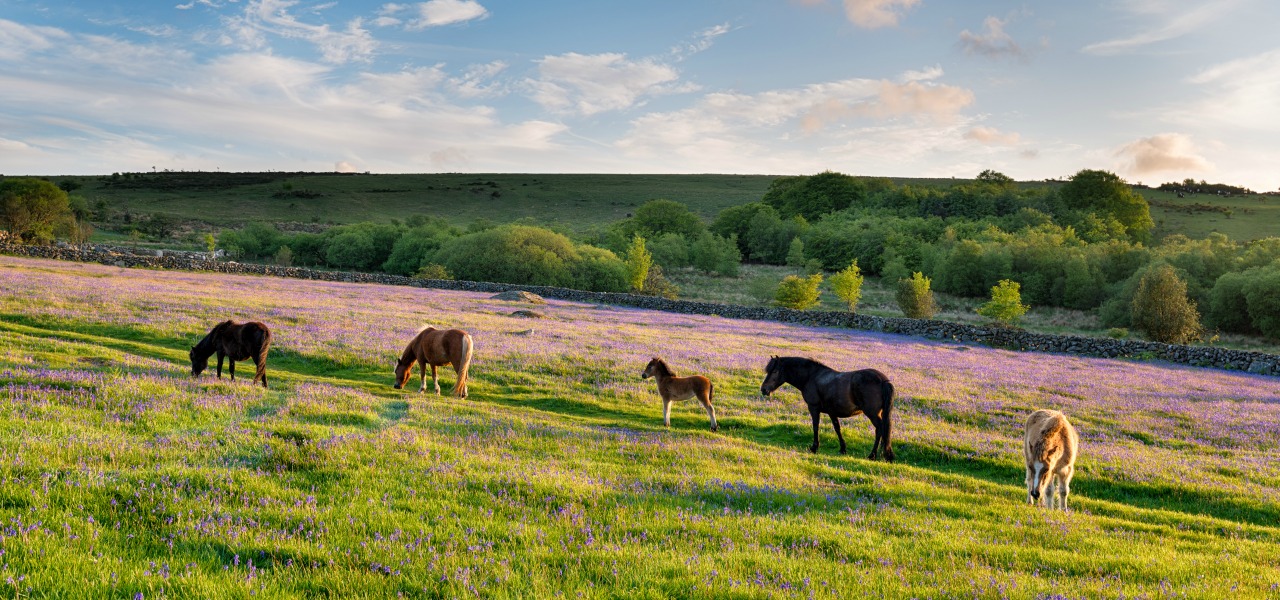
[
  {"left": 796, "top": 0, "right": 919, "bottom": 28},
  {"left": 224, "top": 0, "right": 376, "bottom": 64},
  {"left": 1115, "top": 133, "right": 1212, "bottom": 175},
  {"left": 1082, "top": 0, "right": 1240, "bottom": 55},
  {"left": 959, "top": 16, "right": 1025, "bottom": 59},
  {"left": 671, "top": 23, "right": 731, "bottom": 61},
  {"left": 527, "top": 52, "right": 692, "bottom": 116}
]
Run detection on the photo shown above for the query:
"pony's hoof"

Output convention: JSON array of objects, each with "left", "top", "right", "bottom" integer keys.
[
  {"left": 839, "top": 448, "right": 847, "bottom": 455},
  {"left": 710, "top": 426, "right": 719, "bottom": 432},
  {"left": 808, "top": 446, "right": 818, "bottom": 454}
]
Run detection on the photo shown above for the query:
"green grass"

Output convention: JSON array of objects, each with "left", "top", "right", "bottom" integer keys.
[
  {"left": 1144, "top": 188, "right": 1280, "bottom": 242},
  {"left": 2, "top": 256, "right": 1279, "bottom": 598}
]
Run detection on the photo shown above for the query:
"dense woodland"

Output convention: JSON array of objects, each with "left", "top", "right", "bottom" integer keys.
[{"left": 4, "top": 169, "right": 1280, "bottom": 342}]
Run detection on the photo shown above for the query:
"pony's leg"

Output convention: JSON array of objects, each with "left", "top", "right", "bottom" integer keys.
[
  {"left": 881, "top": 407, "right": 895, "bottom": 463},
  {"left": 698, "top": 393, "right": 718, "bottom": 432},
  {"left": 228, "top": 359, "right": 236, "bottom": 381},
  {"left": 808, "top": 406, "right": 821, "bottom": 453},
  {"left": 662, "top": 397, "right": 672, "bottom": 428},
  {"left": 828, "top": 414, "right": 846, "bottom": 454},
  {"left": 417, "top": 362, "right": 428, "bottom": 393},
  {"left": 864, "top": 412, "right": 885, "bottom": 460},
  {"left": 431, "top": 365, "right": 441, "bottom": 395},
  {"left": 251, "top": 355, "right": 267, "bottom": 388},
  {"left": 1025, "top": 467, "right": 1036, "bottom": 505},
  {"left": 1059, "top": 467, "right": 1073, "bottom": 511},
  {"left": 453, "top": 365, "right": 467, "bottom": 398},
  {"left": 216, "top": 353, "right": 225, "bottom": 379}
]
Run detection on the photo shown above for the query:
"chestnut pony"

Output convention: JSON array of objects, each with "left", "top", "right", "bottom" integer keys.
[
  {"left": 189, "top": 320, "right": 272, "bottom": 388},
  {"left": 394, "top": 327, "right": 473, "bottom": 397},
  {"left": 641, "top": 357, "right": 718, "bottom": 431},
  {"left": 759, "top": 356, "right": 894, "bottom": 461}
]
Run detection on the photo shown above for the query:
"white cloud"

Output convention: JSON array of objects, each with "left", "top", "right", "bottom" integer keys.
[
  {"left": 959, "top": 16, "right": 1025, "bottom": 59},
  {"left": 0, "top": 19, "right": 70, "bottom": 60},
  {"left": 528, "top": 52, "right": 689, "bottom": 116},
  {"left": 448, "top": 61, "right": 509, "bottom": 98},
  {"left": 841, "top": 0, "right": 920, "bottom": 28},
  {"left": 1155, "top": 49, "right": 1280, "bottom": 134},
  {"left": 1115, "top": 133, "right": 1212, "bottom": 176},
  {"left": 407, "top": 0, "right": 489, "bottom": 29},
  {"left": 965, "top": 126, "right": 1021, "bottom": 145}
]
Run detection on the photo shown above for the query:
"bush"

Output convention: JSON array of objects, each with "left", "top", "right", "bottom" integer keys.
[
  {"left": 326, "top": 230, "right": 379, "bottom": 270},
  {"left": 690, "top": 233, "right": 741, "bottom": 276},
  {"left": 274, "top": 245, "right": 293, "bottom": 267},
  {"left": 624, "top": 235, "right": 652, "bottom": 292},
  {"left": 1242, "top": 266, "right": 1280, "bottom": 339},
  {"left": 896, "top": 272, "right": 937, "bottom": 319},
  {"left": 1131, "top": 264, "right": 1203, "bottom": 344},
  {"left": 976, "top": 279, "right": 1029, "bottom": 325},
  {"left": 219, "top": 222, "right": 281, "bottom": 259},
  {"left": 828, "top": 259, "right": 864, "bottom": 312},
  {"left": 775, "top": 274, "right": 823, "bottom": 310},
  {"left": 0, "top": 178, "right": 74, "bottom": 244},
  {"left": 434, "top": 225, "right": 627, "bottom": 292},
  {"left": 1107, "top": 328, "right": 1128, "bottom": 339},
  {"left": 382, "top": 221, "right": 457, "bottom": 276},
  {"left": 639, "top": 264, "right": 680, "bottom": 299},
  {"left": 1206, "top": 270, "right": 1255, "bottom": 334},
  {"left": 648, "top": 233, "right": 690, "bottom": 269},
  {"left": 414, "top": 264, "right": 453, "bottom": 280}
]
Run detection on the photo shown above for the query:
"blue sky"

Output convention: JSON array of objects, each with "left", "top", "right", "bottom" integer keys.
[{"left": 2, "top": 0, "right": 1277, "bottom": 190}]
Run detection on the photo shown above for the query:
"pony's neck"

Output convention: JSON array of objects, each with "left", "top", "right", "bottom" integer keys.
[
  {"left": 783, "top": 358, "right": 824, "bottom": 385},
  {"left": 652, "top": 361, "right": 674, "bottom": 379},
  {"left": 397, "top": 343, "right": 418, "bottom": 367},
  {"left": 192, "top": 329, "right": 219, "bottom": 360}
]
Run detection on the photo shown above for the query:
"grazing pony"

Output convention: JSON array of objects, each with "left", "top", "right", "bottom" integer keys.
[
  {"left": 1024, "top": 409, "right": 1079, "bottom": 510},
  {"left": 759, "top": 356, "right": 895, "bottom": 461},
  {"left": 189, "top": 320, "right": 272, "bottom": 388},
  {"left": 641, "top": 358, "right": 718, "bottom": 431},
  {"left": 394, "top": 327, "right": 473, "bottom": 397}
]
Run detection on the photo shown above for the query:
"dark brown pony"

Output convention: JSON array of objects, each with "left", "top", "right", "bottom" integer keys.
[
  {"left": 190, "top": 320, "right": 272, "bottom": 388},
  {"left": 394, "top": 327, "right": 473, "bottom": 397},
  {"left": 759, "top": 356, "right": 894, "bottom": 461},
  {"left": 641, "top": 357, "right": 718, "bottom": 431}
]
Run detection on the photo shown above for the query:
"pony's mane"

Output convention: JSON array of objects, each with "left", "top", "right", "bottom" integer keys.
[{"left": 649, "top": 357, "right": 674, "bottom": 376}]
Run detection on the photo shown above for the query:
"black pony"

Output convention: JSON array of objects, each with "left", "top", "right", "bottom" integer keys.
[
  {"left": 760, "top": 356, "right": 895, "bottom": 461},
  {"left": 190, "top": 320, "right": 272, "bottom": 388}
]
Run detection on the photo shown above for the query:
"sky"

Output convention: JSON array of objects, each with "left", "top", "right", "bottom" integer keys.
[{"left": 1, "top": 0, "right": 1277, "bottom": 191}]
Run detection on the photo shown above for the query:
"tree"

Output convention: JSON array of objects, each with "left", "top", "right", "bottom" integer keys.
[
  {"left": 975, "top": 169, "right": 1015, "bottom": 189},
  {"left": 764, "top": 171, "right": 867, "bottom": 221},
  {"left": 1059, "top": 169, "right": 1154, "bottom": 243},
  {"left": 690, "top": 233, "right": 741, "bottom": 276},
  {"left": 828, "top": 259, "right": 865, "bottom": 312},
  {"left": 976, "top": 279, "right": 1029, "bottom": 325},
  {"left": 632, "top": 199, "right": 706, "bottom": 240},
  {"left": 1242, "top": 266, "right": 1280, "bottom": 339},
  {"left": 1131, "top": 264, "right": 1203, "bottom": 344},
  {"left": 775, "top": 274, "right": 823, "bottom": 310},
  {"left": 624, "top": 235, "right": 653, "bottom": 292},
  {"left": 204, "top": 233, "right": 218, "bottom": 260},
  {"left": 896, "top": 272, "right": 937, "bottom": 319},
  {"left": 0, "top": 178, "right": 74, "bottom": 244}
]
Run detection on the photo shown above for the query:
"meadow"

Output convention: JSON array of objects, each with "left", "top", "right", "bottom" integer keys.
[{"left": 2, "top": 254, "right": 1279, "bottom": 598}]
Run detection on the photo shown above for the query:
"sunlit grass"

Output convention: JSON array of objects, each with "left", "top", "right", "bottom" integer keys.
[{"left": 1, "top": 255, "right": 1278, "bottom": 597}]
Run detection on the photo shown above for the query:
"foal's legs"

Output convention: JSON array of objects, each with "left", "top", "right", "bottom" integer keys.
[
  {"left": 698, "top": 392, "right": 718, "bottom": 432},
  {"left": 808, "top": 406, "right": 822, "bottom": 453},
  {"left": 828, "top": 414, "right": 846, "bottom": 454},
  {"left": 662, "top": 397, "right": 673, "bottom": 428},
  {"left": 1056, "top": 466, "right": 1074, "bottom": 511}
]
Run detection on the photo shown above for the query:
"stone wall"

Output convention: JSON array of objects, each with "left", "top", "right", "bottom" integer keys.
[{"left": 5, "top": 241, "right": 1278, "bottom": 376}]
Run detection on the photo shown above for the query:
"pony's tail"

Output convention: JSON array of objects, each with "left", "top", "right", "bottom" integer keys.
[
  {"left": 454, "top": 333, "right": 473, "bottom": 397},
  {"left": 881, "top": 379, "right": 895, "bottom": 462}
]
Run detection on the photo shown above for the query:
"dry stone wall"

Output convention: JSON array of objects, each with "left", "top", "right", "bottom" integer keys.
[{"left": 6, "top": 242, "right": 1279, "bottom": 377}]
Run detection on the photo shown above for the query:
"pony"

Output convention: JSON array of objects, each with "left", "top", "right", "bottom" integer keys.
[
  {"left": 189, "top": 320, "right": 272, "bottom": 388},
  {"left": 641, "top": 357, "right": 718, "bottom": 431},
  {"left": 1024, "top": 409, "right": 1079, "bottom": 510},
  {"left": 394, "top": 327, "right": 473, "bottom": 397},
  {"left": 759, "top": 356, "right": 895, "bottom": 461}
]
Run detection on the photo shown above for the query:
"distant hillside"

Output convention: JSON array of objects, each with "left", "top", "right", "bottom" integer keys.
[{"left": 37, "top": 171, "right": 1280, "bottom": 241}]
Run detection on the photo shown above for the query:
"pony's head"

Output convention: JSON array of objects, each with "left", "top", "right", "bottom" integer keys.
[
  {"left": 393, "top": 356, "right": 414, "bottom": 390},
  {"left": 189, "top": 346, "right": 208, "bottom": 377},
  {"left": 641, "top": 357, "right": 665, "bottom": 380},
  {"left": 759, "top": 355, "right": 784, "bottom": 397}
]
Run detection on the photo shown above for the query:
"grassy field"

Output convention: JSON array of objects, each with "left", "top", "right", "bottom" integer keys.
[
  {"left": 1142, "top": 188, "right": 1280, "bottom": 242},
  {"left": 2, "top": 255, "right": 1278, "bottom": 598}
]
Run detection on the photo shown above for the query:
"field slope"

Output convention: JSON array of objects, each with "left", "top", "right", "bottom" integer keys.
[{"left": 1, "top": 255, "right": 1278, "bottom": 598}]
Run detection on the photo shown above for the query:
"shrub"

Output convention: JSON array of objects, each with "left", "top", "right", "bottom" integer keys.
[
  {"left": 381, "top": 221, "right": 457, "bottom": 276},
  {"left": 219, "top": 222, "right": 281, "bottom": 259},
  {"left": 414, "top": 264, "right": 453, "bottom": 280},
  {"left": 569, "top": 245, "right": 630, "bottom": 292},
  {"left": 785, "top": 237, "right": 806, "bottom": 269},
  {"left": 976, "top": 279, "right": 1029, "bottom": 325},
  {"left": 775, "top": 274, "right": 823, "bottom": 310},
  {"left": 325, "top": 230, "right": 379, "bottom": 270},
  {"left": 0, "top": 178, "right": 74, "bottom": 244},
  {"left": 434, "top": 225, "right": 627, "bottom": 292},
  {"left": 690, "top": 233, "right": 741, "bottom": 277},
  {"left": 1131, "top": 264, "right": 1203, "bottom": 344},
  {"left": 639, "top": 264, "right": 680, "bottom": 299},
  {"left": 1107, "top": 328, "right": 1129, "bottom": 339},
  {"left": 1242, "top": 266, "right": 1280, "bottom": 339},
  {"left": 648, "top": 233, "right": 690, "bottom": 269},
  {"left": 828, "top": 259, "right": 865, "bottom": 312},
  {"left": 274, "top": 245, "right": 294, "bottom": 267},
  {"left": 624, "top": 235, "right": 652, "bottom": 292},
  {"left": 896, "top": 272, "right": 937, "bottom": 319},
  {"left": 1206, "top": 270, "right": 1255, "bottom": 334}
]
